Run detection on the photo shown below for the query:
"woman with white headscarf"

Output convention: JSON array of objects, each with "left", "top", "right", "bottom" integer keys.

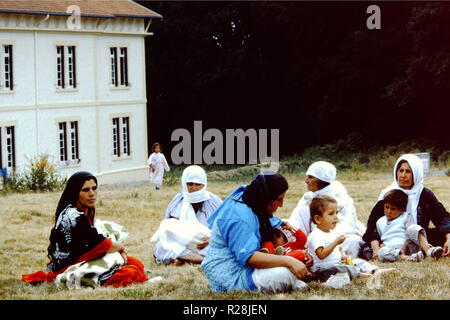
[
  {"left": 363, "top": 154, "right": 450, "bottom": 259},
  {"left": 288, "top": 161, "right": 366, "bottom": 257},
  {"left": 151, "top": 165, "right": 223, "bottom": 265}
]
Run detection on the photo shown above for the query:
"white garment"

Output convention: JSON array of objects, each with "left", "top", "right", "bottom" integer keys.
[
  {"left": 152, "top": 192, "right": 223, "bottom": 264},
  {"left": 252, "top": 267, "right": 308, "bottom": 293},
  {"left": 376, "top": 212, "right": 412, "bottom": 249},
  {"left": 306, "top": 161, "right": 336, "bottom": 183},
  {"left": 307, "top": 228, "right": 343, "bottom": 272},
  {"left": 377, "top": 223, "right": 425, "bottom": 262},
  {"left": 151, "top": 165, "right": 220, "bottom": 264},
  {"left": 289, "top": 179, "right": 366, "bottom": 237},
  {"left": 55, "top": 219, "right": 128, "bottom": 289},
  {"left": 147, "top": 152, "right": 170, "bottom": 186},
  {"left": 150, "top": 218, "right": 211, "bottom": 260},
  {"left": 377, "top": 154, "right": 424, "bottom": 224},
  {"left": 378, "top": 230, "right": 424, "bottom": 262},
  {"left": 180, "top": 165, "right": 211, "bottom": 222}
]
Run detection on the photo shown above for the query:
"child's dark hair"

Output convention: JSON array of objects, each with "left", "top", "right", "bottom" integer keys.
[
  {"left": 273, "top": 228, "right": 287, "bottom": 241},
  {"left": 151, "top": 142, "right": 162, "bottom": 152},
  {"left": 383, "top": 189, "right": 408, "bottom": 211},
  {"left": 310, "top": 195, "right": 337, "bottom": 223}
]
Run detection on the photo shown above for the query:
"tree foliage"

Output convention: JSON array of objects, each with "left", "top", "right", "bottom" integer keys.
[{"left": 138, "top": 1, "right": 450, "bottom": 160}]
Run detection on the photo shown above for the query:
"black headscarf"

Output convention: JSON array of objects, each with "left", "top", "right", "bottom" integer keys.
[
  {"left": 242, "top": 171, "right": 289, "bottom": 243},
  {"left": 47, "top": 171, "right": 97, "bottom": 263}
]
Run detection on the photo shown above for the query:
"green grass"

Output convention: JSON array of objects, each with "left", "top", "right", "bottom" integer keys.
[{"left": 1, "top": 168, "right": 449, "bottom": 300}]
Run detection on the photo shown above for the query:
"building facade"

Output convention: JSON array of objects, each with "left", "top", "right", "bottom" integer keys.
[{"left": 0, "top": 0, "right": 161, "bottom": 184}]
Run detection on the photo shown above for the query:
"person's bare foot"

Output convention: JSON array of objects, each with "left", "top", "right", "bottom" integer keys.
[
  {"left": 171, "top": 258, "right": 185, "bottom": 266},
  {"left": 373, "top": 268, "right": 397, "bottom": 276},
  {"left": 366, "top": 268, "right": 397, "bottom": 289}
]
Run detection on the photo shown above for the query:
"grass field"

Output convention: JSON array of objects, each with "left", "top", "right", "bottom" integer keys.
[{"left": 1, "top": 170, "right": 449, "bottom": 300}]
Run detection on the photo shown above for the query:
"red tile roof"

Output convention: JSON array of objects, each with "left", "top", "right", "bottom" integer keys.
[{"left": 0, "top": 0, "right": 162, "bottom": 19}]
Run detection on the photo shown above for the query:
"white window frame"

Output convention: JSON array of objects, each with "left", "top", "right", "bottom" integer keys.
[
  {"left": 69, "top": 121, "right": 79, "bottom": 161},
  {"left": 57, "top": 120, "right": 80, "bottom": 166},
  {"left": 0, "top": 125, "right": 16, "bottom": 169},
  {"left": 56, "top": 45, "right": 77, "bottom": 90},
  {"left": 110, "top": 46, "right": 129, "bottom": 87},
  {"left": 0, "top": 44, "right": 14, "bottom": 91},
  {"left": 112, "top": 116, "right": 131, "bottom": 158}
]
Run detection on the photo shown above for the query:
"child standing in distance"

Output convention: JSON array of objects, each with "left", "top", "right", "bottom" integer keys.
[
  {"left": 306, "top": 195, "right": 396, "bottom": 284},
  {"left": 374, "top": 189, "right": 444, "bottom": 262},
  {"left": 147, "top": 142, "right": 170, "bottom": 190},
  {"left": 260, "top": 226, "right": 312, "bottom": 265}
]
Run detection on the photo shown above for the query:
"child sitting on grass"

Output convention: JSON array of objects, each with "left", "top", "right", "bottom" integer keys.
[
  {"left": 305, "top": 195, "right": 396, "bottom": 287},
  {"left": 373, "top": 189, "right": 444, "bottom": 262},
  {"left": 260, "top": 226, "right": 312, "bottom": 265}
]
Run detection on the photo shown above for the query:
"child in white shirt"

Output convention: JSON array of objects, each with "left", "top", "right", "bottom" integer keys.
[
  {"left": 374, "top": 189, "right": 444, "bottom": 262},
  {"left": 306, "top": 195, "right": 396, "bottom": 286}
]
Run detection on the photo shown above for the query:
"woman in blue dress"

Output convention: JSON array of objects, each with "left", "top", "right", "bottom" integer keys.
[{"left": 201, "top": 171, "right": 310, "bottom": 293}]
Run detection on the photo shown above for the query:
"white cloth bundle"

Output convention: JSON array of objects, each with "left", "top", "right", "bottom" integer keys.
[
  {"left": 55, "top": 219, "right": 128, "bottom": 289},
  {"left": 151, "top": 165, "right": 212, "bottom": 262}
]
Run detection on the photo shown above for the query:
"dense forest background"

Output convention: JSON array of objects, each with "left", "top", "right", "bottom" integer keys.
[{"left": 138, "top": 1, "right": 450, "bottom": 162}]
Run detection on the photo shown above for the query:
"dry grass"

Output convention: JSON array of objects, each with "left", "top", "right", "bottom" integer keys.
[{"left": 1, "top": 172, "right": 449, "bottom": 300}]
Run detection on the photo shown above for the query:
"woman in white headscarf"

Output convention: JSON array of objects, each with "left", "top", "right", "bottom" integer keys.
[
  {"left": 363, "top": 154, "right": 450, "bottom": 259},
  {"left": 151, "top": 165, "right": 223, "bottom": 265},
  {"left": 289, "top": 161, "right": 366, "bottom": 257}
]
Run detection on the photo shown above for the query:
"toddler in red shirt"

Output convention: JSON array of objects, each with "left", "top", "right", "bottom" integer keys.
[{"left": 261, "top": 226, "right": 310, "bottom": 263}]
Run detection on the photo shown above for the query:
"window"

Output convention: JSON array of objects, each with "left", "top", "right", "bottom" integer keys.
[
  {"left": 112, "top": 117, "right": 130, "bottom": 157},
  {"left": 58, "top": 121, "right": 79, "bottom": 164},
  {"left": 0, "top": 45, "right": 13, "bottom": 91},
  {"left": 56, "top": 45, "right": 76, "bottom": 89},
  {"left": 69, "top": 121, "right": 79, "bottom": 161},
  {"left": 0, "top": 126, "right": 15, "bottom": 169},
  {"left": 110, "top": 47, "right": 128, "bottom": 87}
]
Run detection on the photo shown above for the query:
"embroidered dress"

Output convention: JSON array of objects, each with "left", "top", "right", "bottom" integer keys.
[
  {"left": 23, "top": 206, "right": 148, "bottom": 288},
  {"left": 47, "top": 205, "right": 105, "bottom": 273}
]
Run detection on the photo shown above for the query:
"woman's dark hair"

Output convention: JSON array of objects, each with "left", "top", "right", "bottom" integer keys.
[
  {"left": 151, "top": 142, "right": 162, "bottom": 152},
  {"left": 242, "top": 171, "right": 289, "bottom": 243},
  {"left": 395, "top": 159, "right": 414, "bottom": 186},
  {"left": 316, "top": 179, "right": 330, "bottom": 190},
  {"left": 47, "top": 171, "right": 97, "bottom": 265}
]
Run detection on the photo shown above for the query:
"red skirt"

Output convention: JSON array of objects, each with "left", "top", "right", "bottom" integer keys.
[{"left": 22, "top": 238, "right": 148, "bottom": 287}]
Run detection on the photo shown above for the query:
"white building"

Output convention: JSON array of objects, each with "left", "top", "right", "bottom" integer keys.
[{"left": 0, "top": 0, "right": 161, "bottom": 184}]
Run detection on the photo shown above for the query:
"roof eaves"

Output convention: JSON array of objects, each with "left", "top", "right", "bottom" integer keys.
[
  {"left": 113, "top": 14, "right": 163, "bottom": 19},
  {"left": 126, "top": 0, "right": 163, "bottom": 19},
  {"left": 0, "top": 10, "right": 113, "bottom": 18},
  {"left": 0, "top": 11, "right": 163, "bottom": 19}
]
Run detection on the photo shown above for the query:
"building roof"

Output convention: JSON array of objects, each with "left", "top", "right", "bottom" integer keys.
[{"left": 0, "top": 0, "right": 162, "bottom": 19}]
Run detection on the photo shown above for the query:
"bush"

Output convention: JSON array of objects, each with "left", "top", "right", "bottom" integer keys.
[
  {"left": 278, "top": 136, "right": 450, "bottom": 175},
  {"left": 1, "top": 171, "right": 27, "bottom": 193},
  {"left": 1, "top": 155, "right": 66, "bottom": 193}
]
